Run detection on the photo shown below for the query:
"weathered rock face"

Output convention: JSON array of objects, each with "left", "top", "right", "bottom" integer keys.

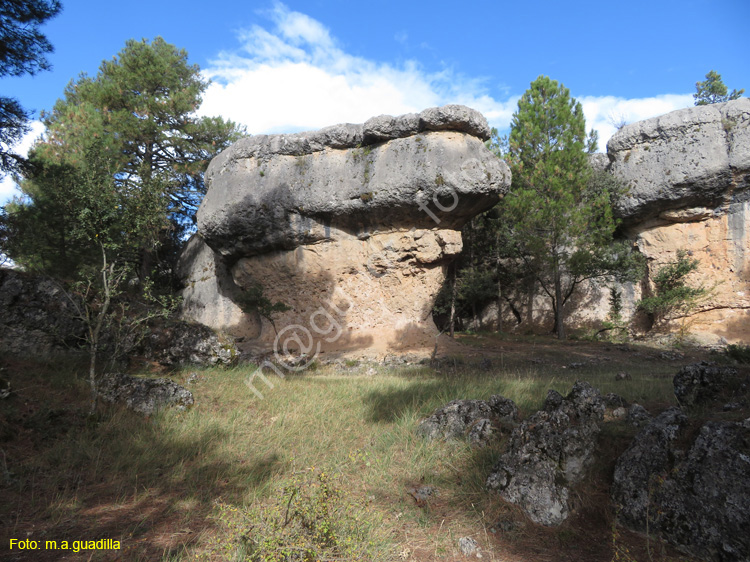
[
  {"left": 182, "top": 106, "right": 510, "bottom": 356},
  {"left": 486, "top": 382, "right": 605, "bottom": 526},
  {"left": 613, "top": 409, "right": 750, "bottom": 561},
  {"left": 609, "top": 98, "right": 750, "bottom": 344},
  {"left": 417, "top": 394, "right": 518, "bottom": 446},
  {"left": 97, "top": 372, "right": 194, "bottom": 415},
  {"left": 481, "top": 99, "right": 750, "bottom": 344},
  {"left": 0, "top": 269, "right": 84, "bottom": 354},
  {"left": 609, "top": 98, "right": 750, "bottom": 224},
  {"left": 673, "top": 361, "right": 747, "bottom": 409}
]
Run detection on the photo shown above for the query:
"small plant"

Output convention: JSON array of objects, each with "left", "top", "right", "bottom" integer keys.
[
  {"left": 234, "top": 283, "right": 291, "bottom": 335},
  {"left": 435, "top": 173, "right": 445, "bottom": 186},
  {"left": 360, "top": 191, "right": 373, "bottom": 202},
  {"left": 214, "top": 470, "right": 383, "bottom": 561},
  {"left": 638, "top": 250, "right": 707, "bottom": 323},
  {"left": 724, "top": 344, "right": 750, "bottom": 364},
  {"left": 599, "top": 287, "right": 629, "bottom": 343}
]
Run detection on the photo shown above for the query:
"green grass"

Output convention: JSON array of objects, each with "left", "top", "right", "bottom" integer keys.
[{"left": 0, "top": 344, "right": 693, "bottom": 561}]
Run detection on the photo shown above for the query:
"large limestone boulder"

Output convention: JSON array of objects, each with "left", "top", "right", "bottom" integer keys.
[
  {"left": 181, "top": 106, "right": 510, "bottom": 357},
  {"left": 609, "top": 98, "right": 750, "bottom": 224},
  {"left": 612, "top": 409, "right": 750, "bottom": 561},
  {"left": 607, "top": 98, "right": 750, "bottom": 344},
  {"left": 486, "top": 382, "right": 605, "bottom": 526}
]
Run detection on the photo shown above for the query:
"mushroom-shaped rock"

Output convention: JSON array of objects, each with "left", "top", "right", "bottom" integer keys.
[{"left": 180, "top": 106, "right": 510, "bottom": 358}]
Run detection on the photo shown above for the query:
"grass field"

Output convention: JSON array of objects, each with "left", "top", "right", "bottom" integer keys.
[{"left": 0, "top": 334, "right": 714, "bottom": 561}]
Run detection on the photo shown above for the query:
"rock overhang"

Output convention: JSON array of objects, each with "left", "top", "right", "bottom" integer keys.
[
  {"left": 196, "top": 105, "right": 510, "bottom": 263},
  {"left": 606, "top": 97, "right": 750, "bottom": 225}
]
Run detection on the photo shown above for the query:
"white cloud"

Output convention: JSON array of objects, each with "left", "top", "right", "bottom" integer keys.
[
  {"left": 199, "top": 3, "right": 694, "bottom": 154},
  {"left": 199, "top": 2, "right": 517, "bottom": 135},
  {"left": 0, "top": 121, "right": 45, "bottom": 205},
  {"left": 580, "top": 94, "right": 694, "bottom": 151}
]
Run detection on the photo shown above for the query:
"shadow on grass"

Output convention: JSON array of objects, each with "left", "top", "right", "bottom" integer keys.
[{"left": 0, "top": 399, "right": 284, "bottom": 562}]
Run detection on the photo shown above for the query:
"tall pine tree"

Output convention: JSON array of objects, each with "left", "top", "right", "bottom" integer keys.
[{"left": 500, "top": 75, "right": 641, "bottom": 339}]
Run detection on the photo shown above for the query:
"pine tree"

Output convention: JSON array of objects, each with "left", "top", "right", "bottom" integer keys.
[
  {"left": 5, "top": 37, "right": 245, "bottom": 280},
  {"left": 694, "top": 70, "right": 744, "bottom": 106},
  {"left": 500, "top": 76, "right": 642, "bottom": 339},
  {"left": 37, "top": 37, "right": 245, "bottom": 231},
  {"left": 0, "top": 0, "right": 61, "bottom": 177}
]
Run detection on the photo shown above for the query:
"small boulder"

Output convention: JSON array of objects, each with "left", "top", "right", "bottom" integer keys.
[
  {"left": 626, "top": 403, "right": 652, "bottom": 427},
  {"left": 486, "top": 382, "right": 605, "bottom": 526},
  {"left": 613, "top": 409, "right": 750, "bottom": 561},
  {"left": 97, "top": 373, "right": 194, "bottom": 415},
  {"left": 673, "top": 361, "right": 746, "bottom": 409},
  {"left": 457, "top": 536, "right": 479, "bottom": 557},
  {"left": 417, "top": 395, "right": 518, "bottom": 446}
]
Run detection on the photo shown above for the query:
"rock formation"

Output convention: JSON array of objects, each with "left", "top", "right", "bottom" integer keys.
[
  {"left": 477, "top": 98, "right": 750, "bottom": 344},
  {"left": 486, "top": 382, "right": 605, "bottom": 526},
  {"left": 608, "top": 97, "right": 750, "bottom": 344},
  {"left": 0, "top": 269, "right": 84, "bottom": 354},
  {"left": 612, "top": 408, "right": 750, "bottom": 561},
  {"left": 97, "top": 372, "right": 194, "bottom": 415},
  {"left": 180, "top": 105, "right": 510, "bottom": 357},
  {"left": 417, "top": 394, "right": 518, "bottom": 446}
]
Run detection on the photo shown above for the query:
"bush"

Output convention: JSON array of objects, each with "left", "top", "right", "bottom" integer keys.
[{"left": 213, "top": 470, "right": 386, "bottom": 561}]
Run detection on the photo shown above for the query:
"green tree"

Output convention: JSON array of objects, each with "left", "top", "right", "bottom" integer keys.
[
  {"left": 500, "top": 75, "right": 643, "bottom": 339},
  {"left": 0, "top": 0, "right": 61, "bottom": 177},
  {"left": 6, "top": 37, "right": 244, "bottom": 281},
  {"left": 694, "top": 70, "right": 744, "bottom": 105},
  {"left": 637, "top": 250, "right": 707, "bottom": 322},
  {"left": 38, "top": 37, "right": 244, "bottom": 238}
]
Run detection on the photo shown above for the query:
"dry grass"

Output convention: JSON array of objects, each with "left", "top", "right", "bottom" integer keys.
[{"left": 0, "top": 336, "right": 709, "bottom": 561}]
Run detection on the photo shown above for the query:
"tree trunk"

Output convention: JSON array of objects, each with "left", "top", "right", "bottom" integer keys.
[
  {"left": 449, "top": 265, "right": 457, "bottom": 338},
  {"left": 496, "top": 278, "right": 503, "bottom": 334},
  {"left": 554, "top": 261, "right": 566, "bottom": 340}
]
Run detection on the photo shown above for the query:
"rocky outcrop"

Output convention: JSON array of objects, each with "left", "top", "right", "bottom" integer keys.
[
  {"left": 673, "top": 361, "right": 747, "bottom": 409},
  {"left": 609, "top": 98, "right": 750, "bottom": 224},
  {"left": 0, "top": 269, "right": 84, "bottom": 354},
  {"left": 97, "top": 372, "right": 194, "bottom": 415},
  {"left": 486, "top": 382, "right": 605, "bottom": 526},
  {"left": 417, "top": 395, "right": 518, "bottom": 446},
  {"left": 613, "top": 409, "right": 750, "bottom": 561},
  {"left": 181, "top": 105, "right": 510, "bottom": 357},
  {"left": 136, "top": 319, "right": 238, "bottom": 367},
  {"left": 608, "top": 98, "right": 750, "bottom": 344}
]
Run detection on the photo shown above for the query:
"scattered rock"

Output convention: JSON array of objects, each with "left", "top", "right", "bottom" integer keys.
[
  {"left": 458, "top": 536, "right": 479, "bottom": 557},
  {"left": 138, "top": 320, "right": 237, "bottom": 367},
  {"left": 97, "top": 373, "right": 194, "bottom": 415},
  {"left": 626, "top": 403, "right": 652, "bottom": 427},
  {"left": 673, "top": 361, "right": 746, "bottom": 409},
  {"left": 407, "top": 485, "right": 437, "bottom": 506},
  {"left": 613, "top": 409, "right": 750, "bottom": 561},
  {"left": 604, "top": 392, "right": 629, "bottom": 409},
  {"left": 417, "top": 395, "right": 518, "bottom": 446},
  {"left": 615, "top": 371, "right": 632, "bottom": 381},
  {"left": 486, "top": 382, "right": 605, "bottom": 525},
  {"left": 612, "top": 407, "right": 627, "bottom": 420},
  {"left": 659, "top": 351, "right": 685, "bottom": 361},
  {"left": 723, "top": 402, "right": 743, "bottom": 412}
]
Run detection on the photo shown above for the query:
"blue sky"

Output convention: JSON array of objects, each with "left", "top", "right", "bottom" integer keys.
[{"left": 2, "top": 0, "right": 748, "bottom": 202}]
